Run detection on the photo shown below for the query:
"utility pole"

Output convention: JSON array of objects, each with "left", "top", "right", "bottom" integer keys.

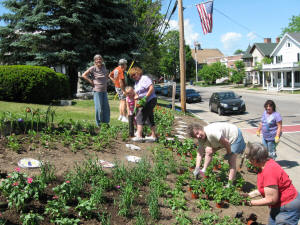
[
  {"left": 178, "top": 0, "right": 186, "bottom": 113},
  {"left": 194, "top": 42, "right": 198, "bottom": 83}
]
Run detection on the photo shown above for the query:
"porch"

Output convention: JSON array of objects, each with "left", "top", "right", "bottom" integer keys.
[{"left": 262, "top": 63, "right": 300, "bottom": 91}]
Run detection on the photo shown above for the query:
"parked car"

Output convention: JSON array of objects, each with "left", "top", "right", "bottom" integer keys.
[
  {"left": 186, "top": 89, "right": 202, "bottom": 103},
  {"left": 209, "top": 91, "right": 246, "bottom": 115},
  {"left": 161, "top": 85, "right": 170, "bottom": 96},
  {"left": 154, "top": 84, "right": 162, "bottom": 94},
  {"left": 177, "top": 89, "right": 202, "bottom": 103}
]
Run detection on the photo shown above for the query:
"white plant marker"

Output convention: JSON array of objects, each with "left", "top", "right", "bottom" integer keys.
[
  {"left": 98, "top": 160, "right": 115, "bottom": 168},
  {"left": 125, "top": 144, "right": 141, "bottom": 151},
  {"left": 18, "top": 158, "right": 41, "bottom": 168},
  {"left": 166, "top": 137, "right": 175, "bottom": 141},
  {"left": 126, "top": 155, "right": 141, "bottom": 163}
]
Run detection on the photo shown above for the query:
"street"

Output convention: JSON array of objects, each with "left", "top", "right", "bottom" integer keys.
[{"left": 167, "top": 85, "right": 300, "bottom": 190}]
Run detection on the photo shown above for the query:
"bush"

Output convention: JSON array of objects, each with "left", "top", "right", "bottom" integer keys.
[{"left": 0, "top": 65, "right": 70, "bottom": 104}]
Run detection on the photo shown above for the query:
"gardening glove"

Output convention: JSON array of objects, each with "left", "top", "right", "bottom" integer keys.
[
  {"left": 275, "top": 136, "right": 280, "bottom": 144},
  {"left": 193, "top": 167, "right": 201, "bottom": 177},
  {"left": 223, "top": 152, "right": 233, "bottom": 161},
  {"left": 256, "top": 130, "right": 260, "bottom": 137}
]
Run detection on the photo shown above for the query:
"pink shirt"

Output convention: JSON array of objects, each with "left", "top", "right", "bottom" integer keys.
[
  {"left": 126, "top": 96, "right": 135, "bottom": 114},
  {"left": 257, "top": 159, "right": 297, "bottom": 208}
]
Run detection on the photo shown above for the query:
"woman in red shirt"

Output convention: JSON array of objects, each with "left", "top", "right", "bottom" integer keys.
[{"left": 245, "top": 142, "right": 300, "bottom": 225}]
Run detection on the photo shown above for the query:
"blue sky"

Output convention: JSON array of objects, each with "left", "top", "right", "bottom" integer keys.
[
  {"left": 162, "top": 0, "right": 300, "bottom": 56},
  {"left": 1, "top": 1, "right": 299, "bottom": 56}
]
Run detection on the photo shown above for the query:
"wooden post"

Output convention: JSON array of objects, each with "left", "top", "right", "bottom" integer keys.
[
  {"left": 172, "top": 81, "right": 176, "bottom": 110},
  {"left": 178, "top": 0, "right": 186, "bottom": 113}
]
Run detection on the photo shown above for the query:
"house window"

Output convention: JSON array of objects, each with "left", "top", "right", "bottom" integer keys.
[
  {"left": 295, "top": 71, "right": 300, "bottom": 83},
  {"left": 287, "top": 42, "right": 291, "bottom": 47},
  {"left": 276, "top": 55, "right": 282, "bottom": 63},
  {"left": 277, "top": 73, "right": 281, "bottom": 79},
  {"left": 298, "top": 53, "right": 300, "bottom": 62}
]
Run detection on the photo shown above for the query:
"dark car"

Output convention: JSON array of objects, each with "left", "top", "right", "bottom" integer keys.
[
  {"left": 178, "top": 89, "right": 202, "bottom": 103},
  {"left": 209, "top": 91, "right": 246, "bottom": 115},
  {"left": 154, "top": 84, "right": 162, "bottom": 94},
  {"left": 161, "top": 85, "right": 170, "bottom": 96}
]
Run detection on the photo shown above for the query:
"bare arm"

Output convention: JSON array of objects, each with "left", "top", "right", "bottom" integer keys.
[
  {"left": 196, "top": 146, "right": 205, "bottom": 168},
  {"left": 276, "top": 121, "right": 282, "bottom": 137},
  {"left": 250, "top": 185, "right": 279, "bottom": 206},
  {"left": 82, "top": 68, "right": 94, "bottom": 87},
  {"left": 219, "top": 136, "right": 231, "bottom": 154},
  {"left": 145, "top": 84, "right": 154, "bottom": 99}
]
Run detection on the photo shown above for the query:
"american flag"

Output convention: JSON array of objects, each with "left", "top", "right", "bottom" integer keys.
[{"left": 196, "top": 1, "right": 214, "bottom": 34}]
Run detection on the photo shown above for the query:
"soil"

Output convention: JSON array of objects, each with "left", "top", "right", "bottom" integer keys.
[{"left": 0, "top": 113, "right": 269, "bottom": 224}]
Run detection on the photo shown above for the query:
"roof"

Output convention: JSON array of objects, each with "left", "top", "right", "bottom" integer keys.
[
  {"left": 242, "top": 45, "right": 252, "bottom": 59},
  {"left": 288, "top": 32, "right": 300, "bottom": 43},
  {"left": 191, "top": 49, "right": 224, "bottom": 64},
  {"left": 250, "top": 43, "right": 277, "bottom": 57}
]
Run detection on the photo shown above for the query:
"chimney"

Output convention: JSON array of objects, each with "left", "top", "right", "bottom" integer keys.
[
  {"left": 276, "top": 37, "right": 280, "bottom": 43},
  {"left": 264, "top": 38, "right": 271, "bottom": 43}
]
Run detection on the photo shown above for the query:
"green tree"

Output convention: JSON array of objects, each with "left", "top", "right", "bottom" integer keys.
[
  {"left": 159, "top": 30, "right": 194, "bottom": 81},
  {"left": 123, "top": 0, "right": 163, "bottom": 76},
  {"left": 233, "top": 49, "right": 244, "bottom": 55},
  {"left": 199, "top": 62, "right": 228, "bottom": 84},
  {"left": 0, "top": 0, "right": 140, "bottom": 94},
  {"left": 282, "top": 14, "right": 300, "bottom": 35},
  {"left": 230, "top": 61, "right": 245, "bottom": 84}
]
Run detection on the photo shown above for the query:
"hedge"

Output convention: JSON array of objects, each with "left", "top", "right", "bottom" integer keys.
[{"left": 0, "top": 65, "right": 70, "bottom": 104}]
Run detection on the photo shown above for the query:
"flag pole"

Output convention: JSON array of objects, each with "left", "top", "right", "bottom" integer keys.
[{"left": 178, "top": 0, "right": 186, "bottom": 113}]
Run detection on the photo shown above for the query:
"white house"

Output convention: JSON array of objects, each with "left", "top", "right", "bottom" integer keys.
[{"left": 262, "top": 32, "right": 300, "bottom": 91}]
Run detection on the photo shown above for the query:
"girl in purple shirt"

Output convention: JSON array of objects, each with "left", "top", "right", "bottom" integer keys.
[{"left": 257, "top": 100, "right": 282, "bottom": 159}]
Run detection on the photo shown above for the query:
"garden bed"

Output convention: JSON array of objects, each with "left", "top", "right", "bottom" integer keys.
[{"left": 0, "top": 106, "right": 269, "bottom": 224}]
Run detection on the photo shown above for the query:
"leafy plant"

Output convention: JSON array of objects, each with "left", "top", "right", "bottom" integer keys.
[
  {"left": 0, "top": 169, "right": 46, "bottom": 211},
  {"left": 197, "top": 199, "right": 210, "bottom": 210},
  {"left": 75, "top": 197, "right": 97, "bottom": 219},
  {"left": 38, "top": 161, "right": 56, "bottom": 183},
  {"left": 167, "top": 188, "right": 187, "bottom": 211},
  {"left": 175, "top": 210, "right": 192, "bottom": 225},
  {"left": 44, "top": 198, "right": 70, "bottom": 220},
  {"left": 118, "top": 182, "right": 137, "bottom": 217},
  {"left": 197, "top": 213, "right": 219, "bottom": 225},
  {"left": 20, "top": 211, "right": 44, "bottom": 225},
  {"left": 147, "top": 191, "right": 160, "bottom": 220},
  {"left": 53, "top": 217, "right": 80, "bottom": 225},
  {"left": 134, "top": 209, "right": 146, "bottom": 225}
]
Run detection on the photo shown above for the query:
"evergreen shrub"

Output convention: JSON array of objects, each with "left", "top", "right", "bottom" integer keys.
[{"left": 0, "top": 65, "right": 70, "bottom": 104}]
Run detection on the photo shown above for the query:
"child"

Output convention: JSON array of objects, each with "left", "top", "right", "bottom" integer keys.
[{"left": 125, "top": 86, "right": 137, "bottom": 137}]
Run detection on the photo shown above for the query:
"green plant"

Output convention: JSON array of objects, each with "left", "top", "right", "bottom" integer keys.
[
  {"left": 134, "top": 209, "right": 146, "bottom": 225},
  {"left": 44, "top": 198, "right": 70, "bottom": 220},
  {"left": 53, "top": 217, "right": 80, "bottom": 225},
  {"left": 6, "top": 134, "right": 22, "bottom": 153},
  {"left": 118, "top": 182, "right": 137, "bottom": 217},
  {"left": 197, "top": 213, "right": 219, "bottom": 225},
  {"left": 197, "top": 199, "right": 210, "bottom": 210},
  {"left": 0, "top": 169, "right": 46, "bottom": 211},
  {"left": 75, "top": 197, "right": 97, "bottom": 219},
  {"left": 52, "top": 178, "right": 82, "bottom": 202},
  {"left": 20, "top": 211, "right": 44, "bottom": 224},
  {"left": 167, "top": 188, "right": 187, "bottom": 211},
  {"left": 38, "top": 161, "right": 56, "bottom": 183},
  {"left": 175, "top": 210, "right": 192, "bottom": 225},
  {"left": 147, "top": 191, "right": 160, "bottom": 220},
  {"left": 97, "top": 212, "right": 111, "bottom": 225}
]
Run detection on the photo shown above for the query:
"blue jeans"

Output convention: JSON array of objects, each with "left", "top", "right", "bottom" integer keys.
[
  {"left": 231, "top": 128, "right": 246, "bottom": 154},
  {"left": 268, "top": 193, "right": 300, "bottom": 225},
  {"left": 262, "top": 138, "right": 277, "bottom": 159},
  {"left": 93, "top": 91, "right": 110, "bottom": 126}
]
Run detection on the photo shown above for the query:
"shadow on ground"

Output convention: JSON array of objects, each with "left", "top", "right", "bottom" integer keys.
[{"left": 276, "top": 160, "right": 299, "bottom": 169}]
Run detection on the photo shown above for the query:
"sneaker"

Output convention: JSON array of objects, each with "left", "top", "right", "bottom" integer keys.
[
  {"left": 121, "top": 116, "right": 128, "bottom": 123},
  {"left": 144, "top": 136, "right": 157, "bottom": 142},
  {"left": 131, "top": 136, "right": 144, "bottom": 142},
  {"left": 118, "top": 115, "right": 122, "bottom": 120}
]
